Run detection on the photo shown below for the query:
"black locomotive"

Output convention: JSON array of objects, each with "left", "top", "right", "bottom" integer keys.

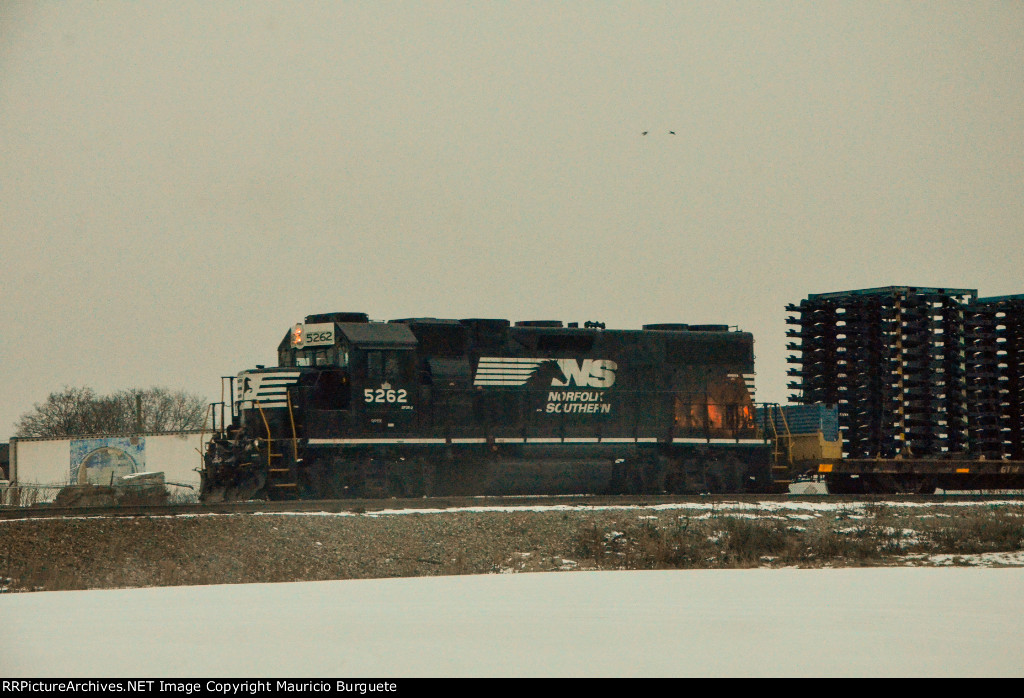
[{"left": 201, "top": 312, "right": 771, "bottom": 500}]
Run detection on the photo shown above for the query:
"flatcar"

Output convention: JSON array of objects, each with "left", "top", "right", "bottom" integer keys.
[{"left": 201, "top": 313, "right": 771, "bottom": 500}]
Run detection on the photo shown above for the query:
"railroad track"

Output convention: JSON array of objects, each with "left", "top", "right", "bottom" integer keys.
[{"left": 1, "top": 492, "right": 1021, "bottom": 520}]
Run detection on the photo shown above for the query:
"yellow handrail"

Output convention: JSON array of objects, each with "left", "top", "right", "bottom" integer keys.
[
  {"left": 286, "top": 390, "right": 299, "bottom": 462},
  {"left": 256, "top": 401, "right": 273, "bottom": 469},
  {"left": 778, "top": 405, "right": 793, "bottom": 464}
]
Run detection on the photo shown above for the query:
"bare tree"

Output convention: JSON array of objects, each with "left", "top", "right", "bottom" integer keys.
[
  {"left": 14, "top": 386, "right": 210, "bottom": 438},
  {"left": 111, "top": 387, "right": 209, "bottom": 432}
]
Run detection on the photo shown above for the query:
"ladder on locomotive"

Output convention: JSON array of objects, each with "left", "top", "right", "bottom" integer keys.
[
  {"left": 766, "top": 405, "right": 794, "bottom": 490},
  {"left": 255, "top": 393, "right": 303, "bottom": 497}
]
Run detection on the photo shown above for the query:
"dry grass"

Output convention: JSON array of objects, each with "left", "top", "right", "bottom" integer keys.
[
  {"left": 1, "top": 501, "right": 1022, "bottom": 592},
  {"left": 575, "top": 504, "right": 1024, "bottom": 570}
]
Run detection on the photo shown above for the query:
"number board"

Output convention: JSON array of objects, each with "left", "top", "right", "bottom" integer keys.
[{"left": 292, "top": 322, "right": 336, "bottom": 348}]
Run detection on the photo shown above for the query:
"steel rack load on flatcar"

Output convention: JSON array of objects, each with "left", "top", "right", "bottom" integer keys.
[{"left": 201, "top": 313, "right": 770, "bottom": 501}]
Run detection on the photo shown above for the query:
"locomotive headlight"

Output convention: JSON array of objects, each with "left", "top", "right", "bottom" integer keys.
[{"left": 292, "top": 323, "right": 303, "bottom": 347}]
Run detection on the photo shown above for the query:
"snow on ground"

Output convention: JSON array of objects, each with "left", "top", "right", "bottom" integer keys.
[
  {"left": 913, "top": 551, "right": 1024, "bottom": 567},
  {"left": 3, "top": 568, "right": 1023, "bottom": 677},
  {"left": 357, "top": 498, "right": 1024, "bottom": 516},
  {"left": 2, "top": 497, "right": 1020, "bottom": 525}
]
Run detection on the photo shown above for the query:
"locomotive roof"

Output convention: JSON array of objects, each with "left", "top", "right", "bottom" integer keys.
[
  {"left": 336, "top": 322, "right": 418, "bottom": 348},
  {"left": 390, "top": 317, "right": 463, "bottom": 325}
]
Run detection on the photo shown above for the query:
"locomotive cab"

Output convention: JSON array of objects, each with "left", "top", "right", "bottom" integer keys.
[
  {"left": 340, "top": 323, "right": 418, "bottom": 430},
  {"left": 279, "top": 318, "right": 419, "bottom": 427}
]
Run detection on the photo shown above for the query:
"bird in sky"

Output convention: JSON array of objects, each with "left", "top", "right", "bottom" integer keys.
[
  {"left": 669, "top": 131, "right": 676, "bottom": 135},
  {"left": 641, "top": 131, "right": 648, "bottom": 136}
]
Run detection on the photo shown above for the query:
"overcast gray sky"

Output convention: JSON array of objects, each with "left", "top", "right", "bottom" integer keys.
[{"left": 2, "top": 2, "right": 1021, "bottom": 440}]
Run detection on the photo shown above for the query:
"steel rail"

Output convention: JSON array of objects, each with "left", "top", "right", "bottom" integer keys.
[{"left": 1, "top": 493, "right": 1021, "bottom": 520}]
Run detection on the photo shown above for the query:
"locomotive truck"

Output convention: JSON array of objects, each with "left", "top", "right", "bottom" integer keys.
[{"left": 201, "top": 312, "right": 771, "bottom": 501}]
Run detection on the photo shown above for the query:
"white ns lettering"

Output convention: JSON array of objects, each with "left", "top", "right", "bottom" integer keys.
[{"left": 551, "top": 359, "right": 618, "bottom": 388}]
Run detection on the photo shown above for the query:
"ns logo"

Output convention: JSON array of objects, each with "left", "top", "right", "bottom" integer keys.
[
  {"left": 549, "top": 359, "right": 618, "bottom": 388},
  {"left": 474, "top": 357, "right": 619, "bottom": 389}
]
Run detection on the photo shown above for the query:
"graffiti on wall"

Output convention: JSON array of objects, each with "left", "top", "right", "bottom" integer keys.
[{"left": 70, "top": 437, "right": 146, "bottom": 485}]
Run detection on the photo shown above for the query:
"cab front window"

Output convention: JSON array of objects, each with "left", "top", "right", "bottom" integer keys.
[{"left": 292, "top": 346, "right": 339, "bottom": 367}]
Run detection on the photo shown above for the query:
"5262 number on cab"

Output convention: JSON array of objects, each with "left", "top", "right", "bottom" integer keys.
[{"left": 364, "top": 388, "right": 408, "bottom": 403}]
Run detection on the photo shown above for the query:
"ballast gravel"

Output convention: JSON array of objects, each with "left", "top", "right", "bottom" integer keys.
[{"left": 1, "top": 509, "right": 636, "bottom": 590}]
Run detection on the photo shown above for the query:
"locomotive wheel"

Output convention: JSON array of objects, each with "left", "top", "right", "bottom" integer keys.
[
  {"left": 890, "top": 475, "right": 937, "bottom": 495},
  {"left": 607, "top": 459, "right": 644, "bottom": 494},
  {"left": 825, "top": 474, "right": 866, "bottom": 494},
  {"left": 704, "top": 458, "right": 741, "bottom": 494}
]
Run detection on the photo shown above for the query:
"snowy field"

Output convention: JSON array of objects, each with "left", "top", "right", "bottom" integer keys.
[{"left": 4, "top": 568, "right": 1023, "bottom": 677}]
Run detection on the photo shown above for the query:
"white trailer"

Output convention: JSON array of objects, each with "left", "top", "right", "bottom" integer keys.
[{"left": 8, "top": 431, "right": 206, "bottom": 502}]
